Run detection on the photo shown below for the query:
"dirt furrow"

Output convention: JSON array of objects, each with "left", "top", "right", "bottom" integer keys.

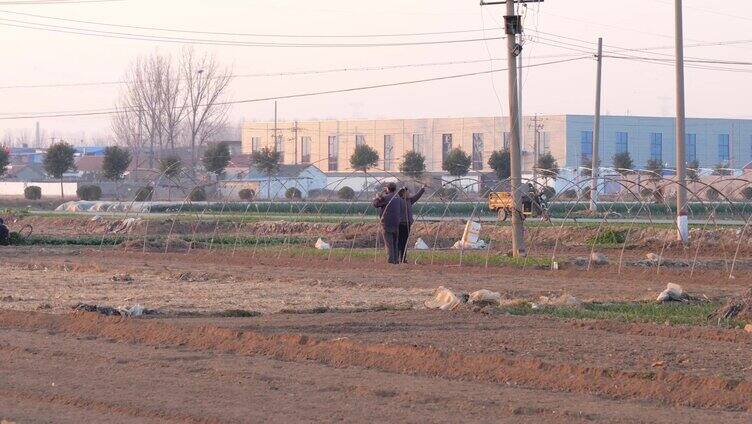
[
  {"left": 1, "top": 310, "right": 750, "bottom": 413},
  {"left": 0, "top": 389, "right": 220, "bottom": 424}
]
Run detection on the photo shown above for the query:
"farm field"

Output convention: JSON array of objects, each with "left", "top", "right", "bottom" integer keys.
[{"left": 1, "top": 215, "right": 752, "bottom": 422}]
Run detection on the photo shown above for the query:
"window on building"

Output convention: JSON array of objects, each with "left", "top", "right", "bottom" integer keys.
[
  {"left": 355, "top": 134, "right": 365, "bottom": 147},
  {"left": 650, "top": 133, "right": 663, "bottom": 162},
  {"left": 686, "top": 134, "right": 697, "bottom": 162},
  {"left": 472, "top": 133, "right": 484, "bottom": 171},
  {"left": 328, "top": 136, "right": 339, "bottom": 172},
  {"left": 383, "top": 135, "right": 394, "bottom": 171},
  {"left": 615, "top": 132, "right": 628, "bottom": 154},
  {"left": 540, "top": 132, "right": 551, "bottom": 153},
  {"left": 442, "top": 134, "right": 453, "bottom": 163},
  {"left": 412, "top": 134, "right": 424, "bottom": 155},
  {"left": 718, "top": 134, "right": 730, "bottom": 162},
  {"left": 301, "top": 137, "right": 311, "bottom": 163},
  {"left": 274, "top": 134, "right": 284, "bottom": 153},
  {"left": 251, "top": 137, "right": 260, "bottom": 152},
  {"left": 580, "top": 131, "right": 593, "bottom": 162}
]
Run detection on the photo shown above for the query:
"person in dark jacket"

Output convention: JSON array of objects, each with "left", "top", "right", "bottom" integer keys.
[
  {"left": 397, "top": 185, "right": 426, "bottom": 263},
  {"left": 0, "top": 218, "right": 9, "bottom": 246},
  {"left": 372, "top": 182, "right": 405, "bottom": 264}
]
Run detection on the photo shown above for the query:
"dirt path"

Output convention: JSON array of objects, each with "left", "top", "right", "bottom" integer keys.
[{"left": 1, "top": 310, "right": 750, "bottom": 423}]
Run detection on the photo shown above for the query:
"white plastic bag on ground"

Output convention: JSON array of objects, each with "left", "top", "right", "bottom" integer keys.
[
  {"left": 424, "top": 286, "right": 461, "bottom": 311},
  {"left": 315, "top": 238, "right": 331, "bottom": 250},
  {"left": 414, "top": 238, "right": 429, "bottom": 250},
  {"left": 656, "top": 283, "right": 686, "bottom": 302},
  {"left": 646, "top": 253, "right": 661, "bottom": 262},
  {"left": 125, "top": 304, "right": 144, "bottom": 317},
  {"left": 451, "top": 239, "right": 487, "bottom": 250},
  {"left": 468, "top": 289, "right": 501, "bottom": 306}
]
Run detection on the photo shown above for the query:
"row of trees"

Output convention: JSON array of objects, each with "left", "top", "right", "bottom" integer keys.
[
  {"left": 111, "top": 48, "right": 232, "bottom": 171},
  {"left": 15, "top": 140, "right": 232, "bottom": 199},
  {"left": 608, "top": 151, "right": 726, "bottom": 181},
  {"left": 247, "top": 143, "right": 559, "bottom": 186}
]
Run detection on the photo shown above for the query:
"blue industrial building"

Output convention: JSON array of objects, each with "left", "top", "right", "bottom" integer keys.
[{"left": 564, "top": 115, "right": 752, "bottom": 171}]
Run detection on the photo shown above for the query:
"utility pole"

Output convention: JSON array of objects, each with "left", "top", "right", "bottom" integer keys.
[
  {"left": 590, "top": 37, "right": 603, "bottom": 213},
  {"left": 529, "top": 114, "right": 543, "bottom": 184},
  {"left": 273, "top": 100, "right": 278, "bottom": 154},
  {"left": 292, "top": 121, "right": 299, "bottom": 164},
  {"left": 675, "top": 0, "right": 689, "bottom": 243},
  {"left": 481, "top": 0, "right": 542, "bottom": 257},
  {"left": 518, "top": 44, "right": 524, "bottom": 160}
]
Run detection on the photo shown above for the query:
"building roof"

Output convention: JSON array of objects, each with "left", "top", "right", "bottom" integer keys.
[
  {"left": 4, "top": 163, "right": 46, "bottom": 178},
  {"left": 75, "top": 155, "right": 104, "bottom": 172},
  {"left": 247, "top": 164, "right": 320, "bottom": 179},
  {"left": 227, "top": 154, "right": 253, "bottom": 169},
  {"left": 75, "top": 146, "right": 107, "bottom": 156}
]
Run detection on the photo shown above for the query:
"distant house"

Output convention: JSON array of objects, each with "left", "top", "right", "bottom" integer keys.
[
  {"left": 224, "top": 154, "right": 253, "bottom": 180},
  {"left": 9, "top": 147, "right": 45, "bottom": 165},
  {"left": 3, "top": 163, "right": 47, "bottom": 181},
  {"left": 74, "top": 156, "right": 105, "bottom": 181},
  {"left": 220, "top": 164, "right": 326, "bottom": 200}
]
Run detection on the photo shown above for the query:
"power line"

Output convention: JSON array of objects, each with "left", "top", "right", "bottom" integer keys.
[
  {"left": 0, "top": 8, "right": 504, "bottom": 39},
  {"left": 604, "top": 54, "right": 752, "bottom": 73},
  {"left": 0, "top": 53, "right": 588, "bottom": 90},
  {"left": 0, "top": 56, "right": 590, "bottom": 120},
  {"left": 0, "top": 16, "right": 505, "bottom": 47},
  {"left": 0, "top": 0, "right": 122, "bottom": 4}
]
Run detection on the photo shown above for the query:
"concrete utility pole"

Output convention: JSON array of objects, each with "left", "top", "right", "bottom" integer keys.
[
  {"left": 292, "top": 121, "right": 299, "bottom": 164},
  {"left": 273, "top": 101, "right": 278, "bottom": 152},
  {"left": 674, "top": 0, "right": 689, "bottom": 242},
  {"left": 481, "top": 0, "right": 542, "bottom": 257},
  {"left": 529, "top": 114, "right": 544, "bottom": 184},
  {"left": 590, "top": 37, "right": 603, "bottom": 213},
  {"left": 517, "top": 46, "right": 524, "bottom": 156}
]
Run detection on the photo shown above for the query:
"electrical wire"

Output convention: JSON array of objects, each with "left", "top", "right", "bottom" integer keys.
[
  {"left": 0, "top": 17, "right": 505, "bottom": 47},
  {"left": 0, "top": 53, "right": 587, "bottom": 90},
  {"left": 0, "top": 8, "right": 504, "bottom": 39},
  {"left": 0, "top": 56, "right": 590, "bottom": 120},
  {"left": 0, "top": 0, "right": 122, "bottom": 4}
]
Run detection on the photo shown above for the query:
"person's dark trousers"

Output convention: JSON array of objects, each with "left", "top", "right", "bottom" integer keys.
[
  {"left": 383, "top": 229, "right": 399, "bottom": 264},
  {"left": 397, "top": 223, "right": 410, "bottom": 263}
]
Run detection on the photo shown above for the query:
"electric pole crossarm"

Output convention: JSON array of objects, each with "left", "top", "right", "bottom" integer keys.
[{"left": 480, "top": 0, "right": 543, "bottom": 4}]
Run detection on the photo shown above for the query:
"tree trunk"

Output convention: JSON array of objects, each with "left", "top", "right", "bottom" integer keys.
[{"left": 60, "top": 178, "right": 64, "bottom": 200}]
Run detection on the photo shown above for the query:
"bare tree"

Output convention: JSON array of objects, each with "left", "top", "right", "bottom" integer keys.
[
  {"left": 115, "top": 54, "right": 170, "bottom": 168},
  {"left": 1, "top": 131, "right": 12, "bottom": 147},
  {"left": 180, "top": 48, "right": 232, "bottom": 169},
  {"left": 111, "top": 101, "right": 145, "bottom": 172},
  {"left": 159, "top": 56, "right": 186, "bottom": 152},
  {"left": 112, "top": 49, "right": 232, "bottom": 171}
]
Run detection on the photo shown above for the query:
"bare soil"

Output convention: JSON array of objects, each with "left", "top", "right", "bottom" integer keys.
[
  {"left": 7, "top": 214, "right": 752, "bottom": 258},
  {"left": 0, "top": 310, "right": 751, "bottom": 423},
  {"left": 1, "top": 225, "right": 752, "bottom": 422}
]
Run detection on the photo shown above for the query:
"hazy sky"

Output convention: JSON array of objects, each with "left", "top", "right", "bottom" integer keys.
[{"left": 0, "top": 0, "right": 751, "bottom": 143}]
